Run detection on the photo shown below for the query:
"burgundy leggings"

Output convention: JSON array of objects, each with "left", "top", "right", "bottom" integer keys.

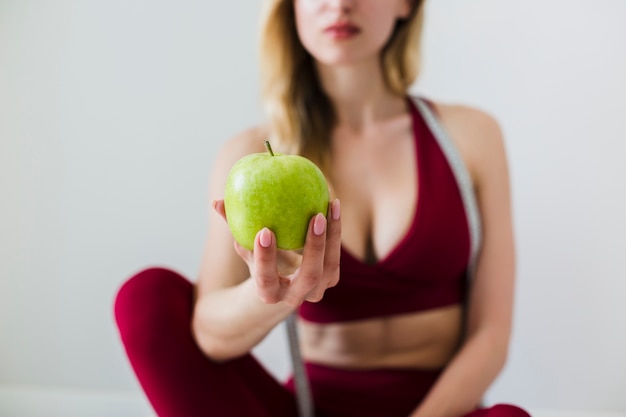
[{"left": 114, "top": 267, "right": 531, "bottom": 417}]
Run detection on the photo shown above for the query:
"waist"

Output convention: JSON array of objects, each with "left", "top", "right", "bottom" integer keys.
[
  {"left": 284, "top": 363, "right": 443, "bottom": 417},
  {"left": 299, "top": 304, "right": 463, "bottom": 370}
]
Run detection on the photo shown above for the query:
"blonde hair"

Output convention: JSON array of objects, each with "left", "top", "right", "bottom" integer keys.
[{"left": 258, "top": 0, "right": 426, "bottom": 173}]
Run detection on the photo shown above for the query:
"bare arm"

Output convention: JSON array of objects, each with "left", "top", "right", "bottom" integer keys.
[
  {"left": 192, "top": 128, "right": 341, "bottom": 361},
  {"left": 410, "top": 106, "right": 516, "bottom": 416}
]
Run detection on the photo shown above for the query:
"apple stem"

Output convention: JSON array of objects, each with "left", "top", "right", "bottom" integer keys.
[{"left": 265, "top": 140, "right": 275, "bottom": 156}]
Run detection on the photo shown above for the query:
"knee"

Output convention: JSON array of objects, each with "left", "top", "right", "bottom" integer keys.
[
  {"left": 114, "top": 267, "right": 193, "bottom": 349},
  {"left": 487, "top": 404, "right": 532, "bottom": 417}
]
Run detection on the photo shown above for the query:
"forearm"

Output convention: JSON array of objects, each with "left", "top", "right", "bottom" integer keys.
[
  {"left": 192, "top": 277, "right": 295, "bottom": 361},
  {"left": 409, "top": 329, "right": 509, "bottom": 417}
]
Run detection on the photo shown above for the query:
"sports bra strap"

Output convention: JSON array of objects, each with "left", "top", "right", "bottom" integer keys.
[
  {"left": 411, "top": 96, "right": 482, "bottom": 277},
  {"left": 286, "top": 96, "right": 482, "bottom": 417}
]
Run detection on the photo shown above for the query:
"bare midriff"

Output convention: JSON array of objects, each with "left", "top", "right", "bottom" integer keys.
[{"left": 299, "top": 304, "right": 463, "bottom": 369}]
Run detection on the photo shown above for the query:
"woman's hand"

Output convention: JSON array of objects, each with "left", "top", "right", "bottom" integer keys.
[{"left": 212, "top": 198, "right": 341, "bottom": 308}]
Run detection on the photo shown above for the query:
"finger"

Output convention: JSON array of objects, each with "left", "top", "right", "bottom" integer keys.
[
  {"left": 233, "top": 240, "right": 253, "bottom": 264},
  {"left": 324, "top": 199, "right": 342, "bottom": 288},
  {"left": 253, "top": 228, "right": 281, "bottom": 304},
  {"left": 289, "top": 213, "right": 326, "bottom": 300},
  {"left": 304, "top": 200, "right": 342, "bottom": 302},
  {"left": 212, "top": 199, "right": 227, "bottom": 222}
]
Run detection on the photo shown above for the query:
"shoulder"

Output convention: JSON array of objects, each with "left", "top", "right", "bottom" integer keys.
[
  {"left": 216, "top": 124, "right": 270, "bottom": 167},
  {"left": 211, "top": 125, "right": 270, "bottom": 175},
  {"left": 208, "top": 124, "right": 270, "bottom": 195},
  {"left": 429, "top": 100, "right": 508, "bottom": 187},
  {"left": 430, "top": 101, "right": 504, "bottom": 153}
]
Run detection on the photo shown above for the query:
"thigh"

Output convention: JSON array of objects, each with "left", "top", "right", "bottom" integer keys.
[{"left": 114, "top": 267, "right": 297, "bottom": 417}]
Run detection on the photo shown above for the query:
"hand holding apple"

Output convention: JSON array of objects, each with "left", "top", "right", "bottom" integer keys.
[{"left": 212, "top": 196, "right": 341, "bottom": 306}]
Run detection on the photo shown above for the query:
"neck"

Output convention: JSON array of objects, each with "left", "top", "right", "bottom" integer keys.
[{"left": 315, "top": 58, "right": 406, "bottom": 130}]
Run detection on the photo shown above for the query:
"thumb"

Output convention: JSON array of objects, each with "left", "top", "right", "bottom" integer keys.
[{"left": 212, "top": 199, "right": 227, "bottom": 222}]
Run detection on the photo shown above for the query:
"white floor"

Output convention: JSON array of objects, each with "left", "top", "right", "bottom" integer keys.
[
  {"left": 0, "top": 385, "right": 154, "bottom": 417},
  {"left": 0, "top": 385, "right": 624, "bottom": 417}
]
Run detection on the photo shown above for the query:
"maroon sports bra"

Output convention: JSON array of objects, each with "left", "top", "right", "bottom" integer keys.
[{"left": 298, "top": 97, "right": 471, "bottom": 323}]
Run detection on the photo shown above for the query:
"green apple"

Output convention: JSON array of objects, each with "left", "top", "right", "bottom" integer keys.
[{"left": 224, "top": 141, "right": 330, "bottom": 250}]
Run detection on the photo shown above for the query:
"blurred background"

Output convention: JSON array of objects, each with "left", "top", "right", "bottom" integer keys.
[{"left": 1, "top": 0, "right": 625, "bottom": 415}]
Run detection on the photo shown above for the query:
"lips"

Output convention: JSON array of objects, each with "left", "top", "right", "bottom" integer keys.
[{"left": 324, "top": 22, "right": 361, "bottom": 39}]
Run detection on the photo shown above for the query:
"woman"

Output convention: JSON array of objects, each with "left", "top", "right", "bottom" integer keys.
[{"left": 115, "top": 0, "right": 531, "bottom": 416}]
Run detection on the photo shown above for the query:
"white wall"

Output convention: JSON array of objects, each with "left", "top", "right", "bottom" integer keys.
[
  {"left": 417, "top": 0, "right": 626, "bottom": 412},
  {"left": 1, "top": 0, "right": 624, "bottom": 413}
]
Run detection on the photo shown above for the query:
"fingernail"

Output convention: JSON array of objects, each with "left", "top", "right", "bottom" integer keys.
[
  {"left": 259, "top": 228, "right": 272, "bottom": 248},
  {"left": 331, "top": 199, "right": 341, "bottom": 220},
  {"left": 313, "top": 213, "right": 326, "bottom": 236}
]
